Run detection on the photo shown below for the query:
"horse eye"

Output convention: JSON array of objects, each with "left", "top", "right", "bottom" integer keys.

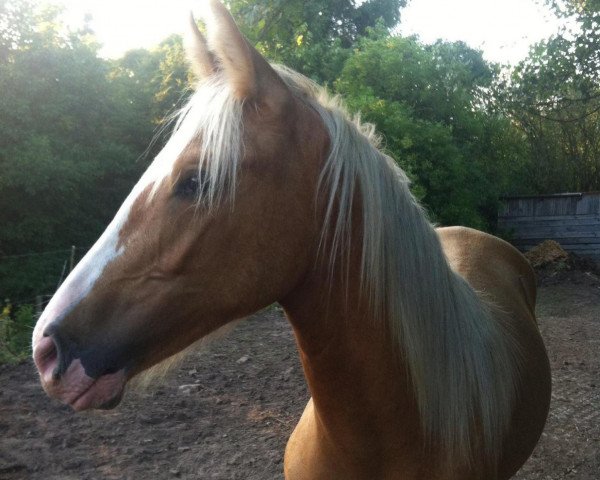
[{"left": 175, "top": 173, "right": 205, "bottom": 199}]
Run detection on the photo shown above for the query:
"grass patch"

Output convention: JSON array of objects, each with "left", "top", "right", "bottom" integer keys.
[{"left": 0, "top": 303, "right": 35, "bottom": 365}]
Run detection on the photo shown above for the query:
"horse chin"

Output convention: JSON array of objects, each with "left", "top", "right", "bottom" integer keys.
[
  {"left": 67, "top": 367, "right": 128, "bottom": 412},
  {"left": 69, "top": 374, "right": 125, "bottom": 412},
  {"left": 35, "top": 354, "right": 128, "bottom": 412}
]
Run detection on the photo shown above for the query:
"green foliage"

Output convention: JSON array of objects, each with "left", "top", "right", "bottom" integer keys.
[
  {"left": 229, "top": 0, "right": 406, "bottom": 83},
  {"left": 0, "top": 302, "right": 35, "bottom": 364},
  {"left": 1, "top": 0, "right": 39, "bottom": 60},
  {"left": 336, "top": 35, "right": 530, "bottom": 228},
  {"left": 3, "top": 0, "right": 578, "bottom": 309},
  {"left": 498, "top": 0, "right": 600, "bottom": 192},
  {"left": 0, "top": 1, "right": 188, "bottom": 303},
  {"left": 108, "top": 35, "right": 194, "bottom": 152}
]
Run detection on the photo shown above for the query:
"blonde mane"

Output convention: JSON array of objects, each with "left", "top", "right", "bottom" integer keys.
[
  {"left": 149, "top": 75, "right": 243, "bottom": 207},
  {"left": 160, "top": 65, "right": 521, "bottom": 470}
]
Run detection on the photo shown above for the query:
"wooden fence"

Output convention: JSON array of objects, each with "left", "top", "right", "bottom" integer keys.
[{"left": 498, "top": 192, "right": 600, "bottom": 259}]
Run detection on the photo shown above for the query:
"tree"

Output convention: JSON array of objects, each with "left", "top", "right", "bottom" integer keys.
[
  {"left": 336, "top": 34, "right": 530, "bottom": 228},
  {"left": 543, "top": 0, "right": 600, "bottom": 69},
  {"left": 497, "top": 0, "right": 600, "bottom": 192},
  {"left": 0, "top": 0, "right": 37, "bottom": 61},
  {"left": 0, "top": 1, "right": 152, "bottom": 302},
  {"left": 229, "top": 0, "right": 406, "bottom": 83},
  {"left": 109, "top": 34, "right": 194, "bottom": 155}
]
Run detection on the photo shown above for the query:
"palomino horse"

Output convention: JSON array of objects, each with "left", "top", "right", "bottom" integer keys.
[{"left": 32, "top": 2, "right": 551, "bottom": 478}]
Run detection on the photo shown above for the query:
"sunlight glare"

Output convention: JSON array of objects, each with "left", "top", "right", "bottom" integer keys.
[
  {"left": 56, "top": 0, "right": 562, "bottom": 64},
  {"left": 399, "top": 0, "right": 561, "bottom": 64}
]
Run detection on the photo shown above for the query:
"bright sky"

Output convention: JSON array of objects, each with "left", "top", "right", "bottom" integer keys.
[
  {"left": 398, "top": 0, "right": 561, "bottom": 64},
  {"left": 58, "top": 0, "right": 562, "bottom": 65}
]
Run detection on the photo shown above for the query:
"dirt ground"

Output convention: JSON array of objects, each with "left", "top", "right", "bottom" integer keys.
[{"left": 1, "top": 271, "right": 599, "bottom": 479}]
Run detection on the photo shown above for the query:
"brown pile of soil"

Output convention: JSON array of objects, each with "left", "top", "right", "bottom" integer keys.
[{"left": 525, "top": 240, "right": 600, "bottom": 287}]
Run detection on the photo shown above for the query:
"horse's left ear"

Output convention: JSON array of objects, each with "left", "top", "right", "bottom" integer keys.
[
  {"left": 185, "top": 13, "right": 217, "bottom": 79},
  {"left": 192, "top": 0, "right": 290, "bottom": 111}
]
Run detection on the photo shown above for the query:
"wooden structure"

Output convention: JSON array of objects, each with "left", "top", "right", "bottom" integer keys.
[{"left": 498, "top": 192, "right": 600, "bottom": 259}]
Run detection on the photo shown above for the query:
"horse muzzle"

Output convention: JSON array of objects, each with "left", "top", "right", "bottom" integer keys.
[{"left": 33, "top": 328, "right": 128, "bottom": 411}]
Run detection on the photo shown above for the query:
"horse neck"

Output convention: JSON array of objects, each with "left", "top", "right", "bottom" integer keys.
[
  {"left": 279, "top": 178, "right": 510, "bottom": 476},
  {"left": 276, "top": 96, "right": 517, "bottom": 474},
  {"left": 279, "top": 207, "right": 436, "bottom": 464}
]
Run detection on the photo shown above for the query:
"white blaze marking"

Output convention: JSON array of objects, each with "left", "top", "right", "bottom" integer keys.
[
  {"left": 32, "top": 127, "right": 192, "bottom": 345},
  {"left": 32, "top": 79, "right": 233, "bottom": 346}
]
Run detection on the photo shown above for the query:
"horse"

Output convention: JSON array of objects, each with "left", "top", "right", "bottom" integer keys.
[{"left": 32, "top": 1, "right": 551, "bottom": 478}]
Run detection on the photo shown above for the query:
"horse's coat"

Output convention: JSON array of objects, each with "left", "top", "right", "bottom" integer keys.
[{"left": 32, "top": 2, "right": 551, "bottom": 478}]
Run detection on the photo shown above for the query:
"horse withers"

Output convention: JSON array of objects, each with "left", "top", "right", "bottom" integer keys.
[{"left": 32, "top": 2, "right": 550, "bottom": 478}]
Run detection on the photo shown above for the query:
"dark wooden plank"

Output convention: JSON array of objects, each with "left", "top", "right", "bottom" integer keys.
[
  {"left": 500, "top": 196, "right": 600, "bottom": 217},
  {"left": 510, "top": 249, "right": 600, "bottom": 257},
  {"left": 505, "top": 225, "right": 600, "bottom": 236},
  {"left": 499, "top": 222, "right": 600, "bottom": 233},
  {"left": 535, "top": 197, "right": 578, "bottom": 216},
  {"left": 577, "top": 195, "right": 600, "bottom": 215},
  {"left": 508, "top": 229, "right": 600, "bottom": 239},
  {"left": 501, "top": 218, "right": 600, "bottom": 226},
  {"left": 511, "top": 242, "right": 600, "bottom": 252},
  {"left": 501, "top": 197, "right": 600, "bottom": 214},
  {"left": 512, "top": 234, "right": 600, "bottom": 243},
  {"left": 498, "top": 214, "right": 600, "bottom": 222},
  {"left": 511, "top": 237, "right": 600, "bottom": 246},
  {"left": 513, "top": 238, "right": 599, "bottom": 246}
]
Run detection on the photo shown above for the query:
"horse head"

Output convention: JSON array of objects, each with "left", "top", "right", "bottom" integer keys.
[{"left": 32, "top": 0, "right": 328, "bottom": 411}]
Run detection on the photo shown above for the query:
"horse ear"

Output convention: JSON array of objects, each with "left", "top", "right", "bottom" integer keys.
[
  {"left": 186, "top": 13, "right": 217, "bottom": 79},
  {"left": 195, "top": 0, "right": 290, "bottom": 110}
]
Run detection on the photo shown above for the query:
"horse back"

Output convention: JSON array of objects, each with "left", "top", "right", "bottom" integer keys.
[{"left": 437, "top": 226, "right": 537, "bottom": 322}]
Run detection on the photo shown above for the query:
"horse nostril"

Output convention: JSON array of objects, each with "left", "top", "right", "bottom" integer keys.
[
  {"left": 37, "top": 322, "right": 74, "bottom": 381},
  {"left": 43, "top": 322, "right": 58, "bottom": 338},
  {"left": 34, "top": 335, "right": 59, "bottom": 380}
]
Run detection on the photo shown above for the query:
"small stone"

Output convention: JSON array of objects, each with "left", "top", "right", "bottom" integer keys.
[
  {"left": 179, "top": 384, "right": 202, "bottom": 394},
  {"left": 282, "top": 366, "right": 294, "bottom": 381},
  {"left": 139, "top": 414, "right": 164, "bottom": 425},
  {"left": 236, "top": 355, "right": 250, "bottom": 364}
]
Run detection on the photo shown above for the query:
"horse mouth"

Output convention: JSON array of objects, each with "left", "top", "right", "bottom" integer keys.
[
  {"left": 68, "top": 371, "right": 127, "bottom": 411},
  {"left": 33, "top": 336, "right": 128, "bottom": 412}
]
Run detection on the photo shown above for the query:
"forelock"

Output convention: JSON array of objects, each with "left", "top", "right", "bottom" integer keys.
[{"left": 148, "top": 75, "right": 244, "bottom": 209}]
